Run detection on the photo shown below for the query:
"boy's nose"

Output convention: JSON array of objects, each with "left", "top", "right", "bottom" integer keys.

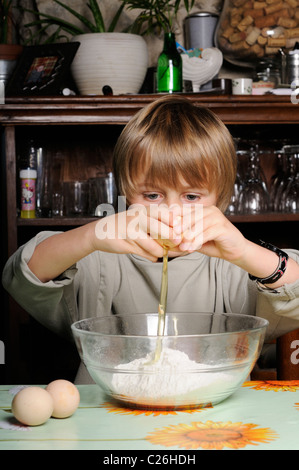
[{"left": 163, "top": 195, "right": 182, "bottom": 207}]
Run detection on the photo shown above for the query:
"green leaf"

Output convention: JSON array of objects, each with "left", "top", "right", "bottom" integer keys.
[
  {"left": 1, "top": 0, "right": 14, "bottom": 42},
  {"left": 184, "top": 0, "right": 195, "bottom": 12},
  {"left": 23, "top": 12, "right": 85, "bottom": 36},
  {"left": 108, "top": 2, "right": 125, "bottom": 32},
  {"left": 122, "top": 0, "right": 192, "bottom": 34},
  {"left": 53, "top": 0, "right": 97, "bottom": 32},
  {"left": 87, "top": 0, "right": 105, "bottom": 32},
  {"left": 44, "top": 27, "right": 69, "bottom": 44}
]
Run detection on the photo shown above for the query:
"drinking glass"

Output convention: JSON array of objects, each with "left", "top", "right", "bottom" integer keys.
[
  {"left": 281, "top": 147, "right": 299, "bottom": 213},
  {"left": 63, "top": 181, "right": 89, "bottom": 216},
  {"left": 269, "top": 150, "right": 288, "bottom": 211},
  {"left": 35, "top": 145, "right": 52, "bottom": 217},
  {"left": 225, "top": 168, "right": 243, "bottom": 216},
  {"left": 238, "top": 148, "right": 269, "bottom": 214},
  {"left": 88, "top": 172, "right": 117, "bottom": 216}
]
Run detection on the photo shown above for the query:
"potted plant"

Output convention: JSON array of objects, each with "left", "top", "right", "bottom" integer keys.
[
  {"left": 22, "top": 0, "right": 195, "bottom": 95},
  {"left": 124, "top": 0, "right": 195, "bottom": 92},
  {"left": 22, "top": 0, "right": 149, "bottom": 95},
  {"left": 124, "top": 0, "right": 194, "bottom": 34},
  {"left": 0, "top": 0, "right": 23, "bottom": 86}
]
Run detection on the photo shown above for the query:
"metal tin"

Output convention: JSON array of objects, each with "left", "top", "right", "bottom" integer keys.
[
  {"left": 184, "top": 11, "right": 219, "bottom": 50},
  {"left": 0, "top": 59, "right": 17, "bottom": 85}
]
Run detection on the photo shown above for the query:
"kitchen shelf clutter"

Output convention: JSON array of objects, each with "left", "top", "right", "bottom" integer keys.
[{"left": 1, "top": 94, "right": 299, "bottom": 384}]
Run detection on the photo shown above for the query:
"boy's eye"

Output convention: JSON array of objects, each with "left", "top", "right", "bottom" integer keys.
[
  {"left": 185, "top": 194, "right": 200, "bottom": 201},
  {"left": 144, "top": 193, "right": 160, "bottom": 201}
]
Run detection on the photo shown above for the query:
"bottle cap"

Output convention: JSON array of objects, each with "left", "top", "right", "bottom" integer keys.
[{"left": 20, "top": 168, "right": 37, "bottom": 179}]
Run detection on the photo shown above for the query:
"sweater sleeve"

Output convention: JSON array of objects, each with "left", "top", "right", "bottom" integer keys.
[
  {"left": 2, "top": 231, "right": 79, "bottom": 339},
  {"left": 250, "top": 249, "right": 299, "bottom": 340},
  {"left": 220, "top": 248, "right": 299, "bottom": 341}
]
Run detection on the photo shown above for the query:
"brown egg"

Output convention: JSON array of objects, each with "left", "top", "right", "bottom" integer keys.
[
  {"left": 46, "top": 379, "right": 80, "bottom": 418},
  {"left": 12, "top": 386, "right": 54, "bottom": 426}
]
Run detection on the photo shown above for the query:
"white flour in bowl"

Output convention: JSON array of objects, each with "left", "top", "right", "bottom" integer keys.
[{"left": 111, "top": 347, "right": 236, "bottom": 402}]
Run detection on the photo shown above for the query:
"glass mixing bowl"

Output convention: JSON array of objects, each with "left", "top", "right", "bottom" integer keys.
[{"left": 71, "top": 313, "right": 268, "bottom": 410}]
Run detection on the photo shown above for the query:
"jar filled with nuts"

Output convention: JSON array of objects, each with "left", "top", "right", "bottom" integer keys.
[{"left": 216, "top": 0, "right": 299, "bottom": 63}]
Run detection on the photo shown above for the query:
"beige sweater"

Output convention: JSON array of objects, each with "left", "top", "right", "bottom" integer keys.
[{"left": 3, "top": 231, "right": 299, "bottom": 383}]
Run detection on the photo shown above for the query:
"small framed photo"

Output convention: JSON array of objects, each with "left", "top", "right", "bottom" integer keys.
[{"left": 6, "top": 42, "right": 80, "bottom": 96}]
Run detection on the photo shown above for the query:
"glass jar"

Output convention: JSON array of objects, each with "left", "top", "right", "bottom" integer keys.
[
  {"left": 252, "top": 57, "right": 281, "bottom": 93},
  {"left": 216, "top": 0, "right": 299, "bottom": 64}
]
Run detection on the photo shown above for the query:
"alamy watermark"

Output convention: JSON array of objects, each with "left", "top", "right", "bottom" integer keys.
[
  {"left": 95, "top": 198, "right": 204, "bottom": 247},
  {"left": 291, "top": 340, "right": 299, "bottom": 365}
]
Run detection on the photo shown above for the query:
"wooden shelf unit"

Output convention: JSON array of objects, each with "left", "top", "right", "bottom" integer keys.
[{"left": 1, "top": 94, "right": 299, "bottom": 384}]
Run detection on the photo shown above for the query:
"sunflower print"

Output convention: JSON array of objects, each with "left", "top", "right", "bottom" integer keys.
[
  {"left": 146, "top": 420, "right": 278, "bottom": 450},
  {"left": 243, "top": 381, "right": 299, "bottom": 392}
]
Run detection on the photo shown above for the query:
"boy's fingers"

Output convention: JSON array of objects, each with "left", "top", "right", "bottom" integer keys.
[
  {"left": 132, "top": 236, "right": 164, "bottom": 260},
  {"left": 146, "top": 204, "right": 182, "bottom": 227}
]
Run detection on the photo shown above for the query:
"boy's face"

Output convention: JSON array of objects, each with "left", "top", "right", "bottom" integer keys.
[{"left": 130, "top": 175, "right": 217, "bottom": 208}]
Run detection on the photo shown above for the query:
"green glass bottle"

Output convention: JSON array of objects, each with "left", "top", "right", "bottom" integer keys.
[{"left": 157, "top": 32, "right": 182, "bottom": 93}]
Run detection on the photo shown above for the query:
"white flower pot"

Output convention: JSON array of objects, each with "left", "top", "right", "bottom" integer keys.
[{"left": 71, "top": 33, "right": 149, "bottom": 95}]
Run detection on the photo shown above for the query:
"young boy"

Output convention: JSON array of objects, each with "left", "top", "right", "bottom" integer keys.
[{"left": 3, "top": 95, "right": 299, "bottom": 383}]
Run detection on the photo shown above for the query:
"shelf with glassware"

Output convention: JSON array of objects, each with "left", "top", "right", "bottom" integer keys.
[
  {"left": 3, "top": 97, "right": 299, "bottom": 229},
  {"left": 5, "top": 101, "right": 297, "bottom": 234},
  {"left": 15, "top": 140, "right": 299, "bottom": 226}
]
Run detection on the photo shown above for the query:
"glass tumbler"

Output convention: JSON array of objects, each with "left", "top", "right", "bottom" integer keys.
[
  {"left": 282, "top": 147, "right": 299, "bottom": 213},
  {"left": 238, "top": 149, "right": 269, "bottom": 214},
  {"left": 63, "top": 181, "right": 89, "bottom": 216}
]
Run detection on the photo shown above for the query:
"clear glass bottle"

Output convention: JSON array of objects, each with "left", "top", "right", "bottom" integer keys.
[{"left": 157, "top": 32, "right": 182, "bottom": 93}]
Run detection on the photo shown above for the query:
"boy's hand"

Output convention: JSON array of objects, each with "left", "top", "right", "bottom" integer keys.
[
  {"left": 172, "top": 204, "right": 299, "bottom": 288},
  {"left": 94, "top": 204, "right": 248, "bottom": 262},
  {"left": 94, "top": 204, "right": 182, "bottom": 261},
  {"left": 173, "top": 205, "right": 248, "bottom": 262},
  {"left": 94, "top": 204, "right": 249, "bottom": 263}
]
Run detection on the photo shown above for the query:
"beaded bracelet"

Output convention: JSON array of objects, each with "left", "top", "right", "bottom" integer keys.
[{"left": 248, "top": 240, "right": 289, "bottom": 285}]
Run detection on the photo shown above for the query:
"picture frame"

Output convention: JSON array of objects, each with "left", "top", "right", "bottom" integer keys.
[{"left": 6, "top": 42, "right": 80, "bottom": 96}]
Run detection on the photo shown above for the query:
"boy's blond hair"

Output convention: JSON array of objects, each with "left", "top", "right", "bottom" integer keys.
[{"left": 113, "top": 95, "right": 236, "bottom": 212}]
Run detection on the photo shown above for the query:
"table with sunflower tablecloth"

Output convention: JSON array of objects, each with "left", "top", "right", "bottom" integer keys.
[{"left": 0, "top": 382, "right": 299, "bottom": 451}]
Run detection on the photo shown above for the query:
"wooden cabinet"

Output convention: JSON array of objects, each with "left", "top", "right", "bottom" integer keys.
[{"left": 1, "top": 94, "right": 299, "bottom": 384}]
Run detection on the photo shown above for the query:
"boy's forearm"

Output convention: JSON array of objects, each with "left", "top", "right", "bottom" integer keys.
[
  {"left": 27, "top": 222, "right": 98, "bottom": 283},
  {"left": 233, "top": 240, "right": 299, "bottom": 289}
]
